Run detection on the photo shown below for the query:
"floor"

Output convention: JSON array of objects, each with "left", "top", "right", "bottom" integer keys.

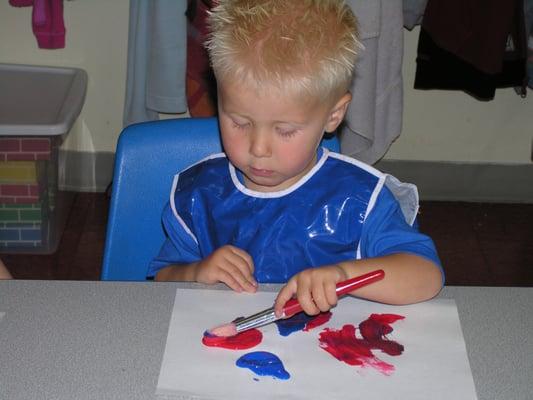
[
  {"left": 2, "top": 193, "right": 533, "bottom": 286},
  {"left": 2, "top": 193, "right": 108, "bottom": 281}
]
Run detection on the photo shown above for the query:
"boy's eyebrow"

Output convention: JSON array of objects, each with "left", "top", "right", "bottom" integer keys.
[
  {"left": 225, "top": 111, "right": 251, "bottom": 120},
  {"left": 275, "top": 121, "right": 305, "bottom": 127},
  {"left": 226, "top": 112, "right": 306, "bottom": 127}
]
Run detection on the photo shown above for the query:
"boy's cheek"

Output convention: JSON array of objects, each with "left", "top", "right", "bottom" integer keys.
[{"left": 223, "top": 141, "right": 248, "bottom": 167}]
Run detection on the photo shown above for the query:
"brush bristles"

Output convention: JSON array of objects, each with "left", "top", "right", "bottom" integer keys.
[{"left": 207, "top": 322, "right": 238, "bottom": 338}]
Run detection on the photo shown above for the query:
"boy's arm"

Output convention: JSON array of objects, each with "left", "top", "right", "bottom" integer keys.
[
  {"left": 349, "top": 185, "right": 444, "bottom": 303},
  {"left": 154, "top": 261, "right": 198, "bottom": 281},
  {"left": 336, "top": 253, "right": 442, "bottom": 304},
  {"left": 151, "top": 201, "right": 257, "bottom": 291},
  {"left": 147, "top": 203, "right": 201, "bottom": 279},
  {"left": 274, "top": 254, "right": 441, "bottom": 316}
]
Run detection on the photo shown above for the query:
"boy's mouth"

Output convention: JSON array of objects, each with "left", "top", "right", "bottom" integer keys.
[{"left": 249, "top": 167, "right": 274, "bottom": 177}]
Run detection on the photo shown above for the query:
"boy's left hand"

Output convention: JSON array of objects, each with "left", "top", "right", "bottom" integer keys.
[{"left": 274, "top": 265, "right": 348, "bottom": 318}]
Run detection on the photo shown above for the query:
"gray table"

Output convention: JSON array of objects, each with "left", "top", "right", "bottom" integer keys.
[{"left": 0, "top": 281, "right": 532, "bottom": 400}]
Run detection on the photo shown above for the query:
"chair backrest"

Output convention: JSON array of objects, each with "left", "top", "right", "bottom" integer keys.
[{"left": 101, "top": 117, "right": 340, "bottom": 281}]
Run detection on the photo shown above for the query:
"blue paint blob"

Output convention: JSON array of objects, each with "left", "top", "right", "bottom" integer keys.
[
  {"left": 275, "top": 313, "right": 314, "bottom": 336},
  {"left": 236, "top": 351, "right": 290, "bottom": 380}
]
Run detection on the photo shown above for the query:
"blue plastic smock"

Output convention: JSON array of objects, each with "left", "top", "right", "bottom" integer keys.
[{"left": 148, "top": 148, "right": 442, "bottom": 282}]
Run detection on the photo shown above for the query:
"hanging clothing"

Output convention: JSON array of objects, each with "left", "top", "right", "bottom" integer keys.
[
  {"left": 9, "top": 0, "right": 65, "bottom": 49},
  {"left": 123, "top": 0, "right": 188, "bottom": 127},
  {"left": 402, "top": 0, "right": 428, "bottom": 30},
  {"left": 526, "top": 0, "right": 533, "bottom": 89},
  {"left": 186, "top": 0, "right": 217, "bottom": 117},
  {"left": 9, "top": 0, "right": 33, "bottom": 7},
  {"left": 340, "top": 0, "right": 404, "bottom": 165},
  {"left": 414, "top": 0, "right": 528, "bottom": 100}
]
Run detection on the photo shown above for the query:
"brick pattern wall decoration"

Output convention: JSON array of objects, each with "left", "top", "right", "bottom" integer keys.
[
  {"left": 0, "top": 204, "right": 45, "bottom": 247},
  {"left": 0, "top": 138, "right": 51, "bottom": 161},
  {"left": 0, "top": 138, "right": 53, "bottom": 249}
]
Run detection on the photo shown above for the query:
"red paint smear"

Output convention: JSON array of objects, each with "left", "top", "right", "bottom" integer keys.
[
  {"left": 202, "top": 328, "right": 262, "bottom": 350},
  {"left": 359, "top": 314, "right": 405, "bottom": 355},
  {"left": 318, "top": 313, "right": 405, "bottom": 375},
  {"left": 303, "top": 311, "right": 332, "bottom": 331}
]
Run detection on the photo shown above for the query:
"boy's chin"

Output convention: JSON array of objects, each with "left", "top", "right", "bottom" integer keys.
[{"left": 243, "top": 175, "right": 286, "bottom": 193}]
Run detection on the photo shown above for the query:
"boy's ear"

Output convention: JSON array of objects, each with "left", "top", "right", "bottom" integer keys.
[{"left": 324, "top": 92, "right": 352, "bottom": 133}]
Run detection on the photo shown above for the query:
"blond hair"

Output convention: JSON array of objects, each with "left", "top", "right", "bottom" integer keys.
[{"left": 205, "top": 0, "right": 361, "bottom": 101}]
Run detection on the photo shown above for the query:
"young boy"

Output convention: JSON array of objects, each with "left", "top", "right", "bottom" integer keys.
[{"left": 149, "top": 0, "right": 443, "bottom": 317}]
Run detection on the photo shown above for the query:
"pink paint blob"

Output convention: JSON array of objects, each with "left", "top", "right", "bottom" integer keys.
[
  {"left": 318, "top": 313, "right": 405, "bottom": 375},
  {"left": 202, "top": 328, "right": 263, "bottom": 350}
]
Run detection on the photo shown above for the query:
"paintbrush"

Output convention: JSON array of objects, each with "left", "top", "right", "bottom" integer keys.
[{"left": 207, "top": 269, "right": 385, "bottom": 337}]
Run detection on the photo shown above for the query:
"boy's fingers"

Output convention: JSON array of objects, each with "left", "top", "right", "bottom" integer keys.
[
  {"left": 226, "top": 246, "right": 255, "bottom": 271},
  {"left": 228, "top": 246, "right": 254, "bottom": 271},
  {"left": 216, "top": 253, "right": 256, "bottom": 293},
  {"left": 311, "top": 282, "right": 330, "bottom": 313},
  {"left": 274, "top": 281, "right": 296, "bottom": 317},
  {"left": 217, "top": 269, "right": 245, "bottom": 293},
  {"left": 297, "top": 278, "right": 320, "bottom": 315},
  {"left": 225, "top": 264, "right": 257, "bottom": 293},
  {"left": 226, "top": 248, "right": 257, "bottom": 289},
  {"left": 324, "top": 280, "right": 338, "bottom": 308}
]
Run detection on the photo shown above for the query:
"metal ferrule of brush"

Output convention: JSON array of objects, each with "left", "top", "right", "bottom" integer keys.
[{"left": 235, "top": 307, "right": 277, "bottom": 333}]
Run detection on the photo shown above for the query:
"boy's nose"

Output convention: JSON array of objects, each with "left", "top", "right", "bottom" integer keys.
[{"left": 249, "top": 131, "right": 272, "bottom": 158}]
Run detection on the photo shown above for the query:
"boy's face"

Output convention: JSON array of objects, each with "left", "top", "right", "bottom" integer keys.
[{"left": 217, "top": 79, "right": 350, "bottom": 193}]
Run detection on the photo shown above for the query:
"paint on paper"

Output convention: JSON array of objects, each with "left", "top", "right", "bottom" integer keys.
[
  {"left": 275, "top": 311, "right": 332, "bottom": 336},
  {"left": 157, "top": 291, "right": 478, "bottom": 400},
  {"left": 202, "top": 328, "right": 263, "bottom": 350},
  {"left": 236, "top": 351, "right": 290, "bottom": 380},
  {"left": 319, "top": 313, "right": 405, "bottom": 375}
]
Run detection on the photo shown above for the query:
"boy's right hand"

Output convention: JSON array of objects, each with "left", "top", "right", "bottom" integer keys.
[{"left": 194, "top": 245, "right": 257, "bottom": 293}]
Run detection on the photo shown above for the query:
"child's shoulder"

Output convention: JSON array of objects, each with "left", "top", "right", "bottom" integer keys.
[
  {"left": 312, "top": 149, "right": 387, "bottom": 200},
  {"left": 171, "top": 152, "right": 229, "bottom": 194},
  {"left": 321, "top": 150, "right": 386, "bottom": 192},
  {"left": 323, "top": 149, "right": 419, "bottom": 225},
  {"left": 178, "top": 152, "right": 228, "bottom": 176},
  {"left": 324, "top": 150, "right": 385, "bottom": 180},
  {"left": 175, "top": 152, "right": 229, "bottom": 182}
]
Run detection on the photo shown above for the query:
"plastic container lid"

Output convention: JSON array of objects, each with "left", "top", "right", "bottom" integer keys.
[{"left": 0, "top": 63, "right": 88, "bottom": 136}]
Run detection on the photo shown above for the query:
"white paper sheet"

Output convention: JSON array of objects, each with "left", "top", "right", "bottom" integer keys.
[{"left": 156, "top": 289, "right": 478, "bottom": 400}]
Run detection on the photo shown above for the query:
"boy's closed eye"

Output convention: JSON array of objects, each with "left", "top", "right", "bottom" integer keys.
[
  {"left": 230, "top": 119, "right": 298, "bottom": 138},
  {"left": 275, "top": 125, "right": 300, "bottom": 138},
  {"left": 231, "top": 119, "right": 250, "bottom": 130}
]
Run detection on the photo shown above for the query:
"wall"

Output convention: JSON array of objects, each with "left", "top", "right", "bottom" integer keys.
[{"left": 1, "top": 4, "right": 531, "bottom": 198}]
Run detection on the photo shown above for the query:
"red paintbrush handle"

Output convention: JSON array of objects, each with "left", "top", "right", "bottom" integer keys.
[{"left": 281, "top": 269, "right": 385, "bottom": 318}]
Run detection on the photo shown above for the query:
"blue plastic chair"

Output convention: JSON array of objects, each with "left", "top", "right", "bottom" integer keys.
[{"left": 101, "top": 117, "right": 340, "bottom": 281}]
